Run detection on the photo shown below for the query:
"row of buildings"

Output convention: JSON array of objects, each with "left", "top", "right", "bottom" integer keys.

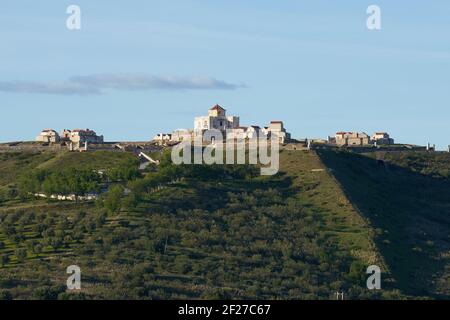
[
  {"left": 35, "top": 105, "right": 396, "bottom": 150},
  {"left": 153, "top": 104, "right": 292, "bottom": 144},
  {"left": 152, "top": 104, "right": 396, "bottom": 148},
  {"left": 36, "top": 128, "right": 104, "bottom": 147},
  {"left": 330, "top": 131, "right": 395, "bottom": 146}
]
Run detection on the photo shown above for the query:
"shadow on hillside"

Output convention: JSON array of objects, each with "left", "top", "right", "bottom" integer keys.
[{"left": 317, "top": 149, "right": 450, "bottom": 298}]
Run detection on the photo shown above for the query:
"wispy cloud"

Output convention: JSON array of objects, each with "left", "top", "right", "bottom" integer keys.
[{"left": 0, "top": 74, "right": 245, "bottom": 95}]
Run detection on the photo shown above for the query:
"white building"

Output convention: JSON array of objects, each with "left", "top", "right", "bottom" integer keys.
[
  {"left": 371, "top": 132, "right": 394, "bottom": 145},
  {"left": 334, "top": 132, "right": 371, "bottom": 146},
  {"left": 226, "top": 127, "right": 248, "bottom": 140},
  {"left": 171, "top": 129, "right": 193, "bottom": 142},
  {"left": 194, "top": 104, "right": 240, "bottom": 131},
  {"left": 165, "top": 104, "right": 291, "bottom": 144},
  {"left": 36, "top": 129, "right": 60, "bottom": 143},
  {"left": 246, "top": 126, "right": 263, "bottom": 140},
  {"left": 67, "top": 129, "right": 104, "bottom": 144},
  {"left": 153, "top": 133, "right": 172, "bottom": 144},
  {"left": 265, "top": 121, "right": 291, "bottom": 143}
]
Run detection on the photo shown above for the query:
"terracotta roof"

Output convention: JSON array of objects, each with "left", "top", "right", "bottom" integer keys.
[{"left": 210, "top": 104, "right": 225, "bottom": 111}]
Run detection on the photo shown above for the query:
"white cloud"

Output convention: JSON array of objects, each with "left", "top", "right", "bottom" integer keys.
[{"left": 0, "top": 74, "right": 244, "bottom": 95}]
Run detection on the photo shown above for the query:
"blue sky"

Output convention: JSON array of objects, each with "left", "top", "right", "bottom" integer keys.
[{"left": 1, "top": 1, "right": 449, "bottom": 149}]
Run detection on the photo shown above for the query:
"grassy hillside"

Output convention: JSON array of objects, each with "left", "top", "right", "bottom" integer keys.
[
  {"left": 374, "top": 151, "right": 450, "bottom": 179},
  {"left": 34, "top": 150, "right": 137, "bottom": 171},
  {"left": 280, "top": 151, "right": 382, "bottom": 265},
  {"left": 0, "top": 150, "right": 135, "bottom": 186},
  {"left": 0, "top": 152, "right": 55, "bottom": 187},
  {"left": 0, "top": 150, "right": 138, "bottom": 208},
  {"left": 317, "top": 149, "right": 450, "bottom": 298},
  {"left": 1, "top": 148, "right": 446, "bottom": 299}
]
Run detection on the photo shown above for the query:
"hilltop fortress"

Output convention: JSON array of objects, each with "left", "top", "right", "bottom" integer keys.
[
  {"left": 154, "top": 104, "right": 292, "bottom": 144},
  {"left": 0, "top": 103, "right": 443, "bottom": 153},
  {"left": 151, "top": 104, "right": 406, "bottom": 150}
]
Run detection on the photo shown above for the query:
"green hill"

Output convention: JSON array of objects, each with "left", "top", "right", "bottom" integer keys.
[
  {"left": 317, "top": 149, "right": 450, "bottom": 298},
  {"left": 0, "top": 148, "right": 449, "bottom": 299}
]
